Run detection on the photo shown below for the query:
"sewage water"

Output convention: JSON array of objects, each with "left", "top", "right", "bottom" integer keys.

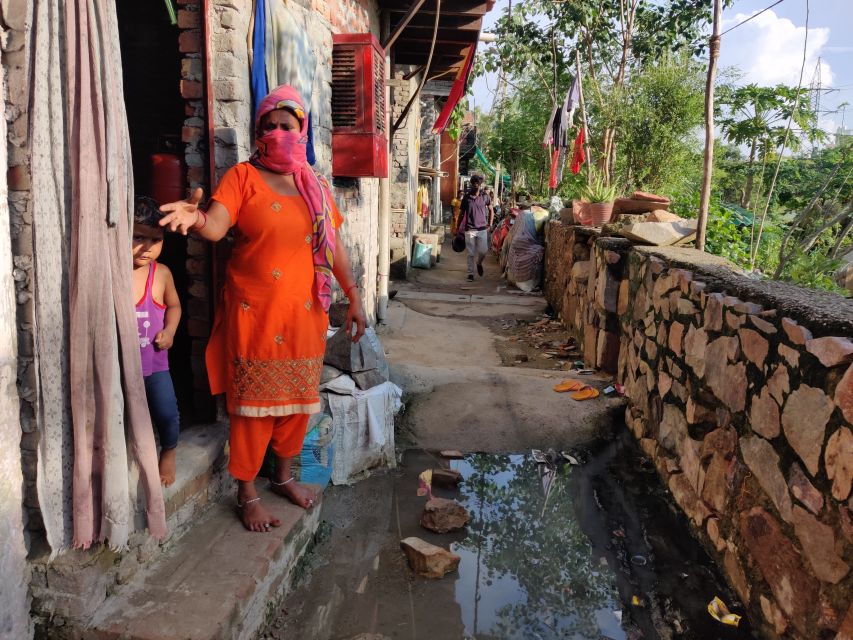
[{"left": 266, "top": 431, "right": 754, "bottom": 640}]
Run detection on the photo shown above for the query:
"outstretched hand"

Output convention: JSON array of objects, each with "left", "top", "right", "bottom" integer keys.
[{"left": 159, "top": 188, "right": 203, "bottom": 236}]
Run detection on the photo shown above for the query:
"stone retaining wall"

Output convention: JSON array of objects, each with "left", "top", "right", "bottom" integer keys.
[{"left": 544, "top": 221, "right": 853, "bottom": 639}]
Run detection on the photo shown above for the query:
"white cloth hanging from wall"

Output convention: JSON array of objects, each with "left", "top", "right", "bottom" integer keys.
[{"left": 30, "top": 0, "right": 166, "bottom": 555}]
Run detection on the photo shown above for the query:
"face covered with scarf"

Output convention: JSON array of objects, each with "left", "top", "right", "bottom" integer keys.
[{"left": 253, "top": 85, "right": 336, "bottom": 311}]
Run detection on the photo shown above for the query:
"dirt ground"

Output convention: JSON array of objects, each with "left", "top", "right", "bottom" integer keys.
[{"left": 258, "top": 241, "right": 751, "bottom": 640}]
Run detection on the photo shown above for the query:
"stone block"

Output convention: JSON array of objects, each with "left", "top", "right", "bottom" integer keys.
[
  {"left": 723, "top": 548, "right": 750, "bottom": 604},
  {"left": 837, "top": 363, "right": 853, "bottom": 424},
  {"left": 400, "top": 537, "right": 460, "bottom": 578},
  {"left": 806, "top": 336, "right": 853, "bottom": 368},
  {"left": 683, "top": 325, "right": 708, "bottom": 378},
  {"left": 668, "top": 321, "right": 684, "bottom": 356},
  {"left": 749, "top": 314, "right": 777, "bottom": 334},
  {"left": 782, "top": 317, "right": 812, "bottom": 345},
  {"left": 705, "top": 337, "right": 746, "bottom": 414},
  {"left": 431, "top": 468, "right": 462, "bottom": 488},
  {"left": 741, "top": 436, "right": 792, "bottom": 522},
  {"left": 778, "top": 343, "right": 800, "bottom": 367},
  {"left": 749, "top": 388, "right": 780, "bottom": 439},
  {"left": 790, "top": 506, "right": 849, "bottom": 584},
  {"left": 707, "top": 517, "right": 726, "bottom": 551},
  {"left": 740, "top": 507, "right": 818, "bottom": 634},
  {"left": 668, "top": 472, "right": 709, "bottom": 526},
  {"left": 738, "top": 328, "right": 768, "bottom": 369},
  {"left": 420, "top": 498, "right": 469, "bottom": 534},
  {"left": 617, "top": 278, "right": 629, "bottom": 315},
  {"left": 788, "top": 462, "right": 823, "bottom": 515},
  {"left": 825, "top": 427, "right": 853, "bottom": 502},
  {"left": 701, "top": 428, "right": 736, "bottom": 513},
  {"left": 760, "top": 596, "right": 789, "bottom": 636},
  {"left": 725, "top": 310, "right": 745, "bottom": 330},
  {"left": 782, "top": 385, "right": 835, "bottom": 476},
  {"left": 704, "top": 293, "right": 724, "bottom": 332},
  {"left": 767, "top": 364, "right": 790, "bottom": 404}
]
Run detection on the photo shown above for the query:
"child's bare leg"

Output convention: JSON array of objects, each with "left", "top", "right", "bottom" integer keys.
[
  {"left": 237, "top": 480, "right": 282, "bottom": 532},
  {"left": 159, "top": 448, "right": 177, "bottom": 487},
  {"left": 270, "top": 457, "right": 316, "bottom": 509}
]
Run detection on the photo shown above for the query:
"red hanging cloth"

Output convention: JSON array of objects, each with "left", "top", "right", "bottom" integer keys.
[
  {"left": 570, "top": 128, "right": 586, "bottom": 174},
  {"left": 433, "top": 45, "right": 477, "bottom": 134},
  {"left": 548, "top": 147, "right": 559, "bottom": 189}
]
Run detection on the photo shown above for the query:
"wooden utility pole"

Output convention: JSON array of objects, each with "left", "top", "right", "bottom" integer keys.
[{"left": 696, "top": 0, "right": 722, "bottom": 251}]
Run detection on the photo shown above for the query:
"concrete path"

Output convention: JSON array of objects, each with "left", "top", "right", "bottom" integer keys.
[{"left": 378, "top": 241, "right": 625, "bottom": 453}]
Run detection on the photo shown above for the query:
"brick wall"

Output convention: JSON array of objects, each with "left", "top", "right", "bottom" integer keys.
[
  {"left": 1, "top": 0, "right": 34, "bottom": 632},
  {"left": 544, "top": 221, "right": 853, "bottom": 638},
  {"left": 5, "top": 0, "right": 39, "bottom": 553},
  {"left": 388, "top": 71, "right": 421, "bottom": 276}
]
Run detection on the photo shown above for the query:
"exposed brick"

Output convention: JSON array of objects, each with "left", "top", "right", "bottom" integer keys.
[
  {"left": 7, "top": 164, "right": 30, "bottom": 191},
  {"left": 180, "top": 80, "right": 203, "bottom": 100},
  {"left": 178, "top": 30, "right": 201, "bottom": 54},
  {"left": 182, "top": 125, "right": 203, "bottom": 142},
  {"left": 177, "top": 9, "right": 199, "bottom": 28}
]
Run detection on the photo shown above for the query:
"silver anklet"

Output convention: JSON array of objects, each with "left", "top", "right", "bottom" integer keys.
[
  {"left": 237, "top": 496, "right": 261, "bottom": 508},
  {"left": 270, "top": 477, "right": 295, "bottom": 487}
]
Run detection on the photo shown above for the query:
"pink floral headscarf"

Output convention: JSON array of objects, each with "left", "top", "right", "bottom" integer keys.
[{"left": 253, "top": 85, "right": 336, "bottom": 312}]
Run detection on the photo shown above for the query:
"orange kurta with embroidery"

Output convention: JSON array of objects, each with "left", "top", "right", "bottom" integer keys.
[{"left": 206, "top": 162, "right": 343, "bottom": 417}]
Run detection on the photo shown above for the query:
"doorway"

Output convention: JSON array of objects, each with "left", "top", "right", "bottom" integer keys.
[{"left": 117, "top": 1, "right": 196, "bottom": 420}]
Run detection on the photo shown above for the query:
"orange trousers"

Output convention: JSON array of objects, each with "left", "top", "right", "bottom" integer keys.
[{"left": 228, "top": 414, "right": 310, "bottom": 481}]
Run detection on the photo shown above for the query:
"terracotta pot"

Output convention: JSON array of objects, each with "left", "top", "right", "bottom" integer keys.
[
  {"left": 572, "top": 199, "right": 589, "bottom": 225},
  {"left": 586, "top": 201, "right": 614, "bottom": 226}
]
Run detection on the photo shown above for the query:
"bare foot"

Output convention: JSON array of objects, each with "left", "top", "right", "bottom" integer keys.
[
  {"left": 271, "top": 478, "right": 317, "bottom": 509},
  {"left": 159, "top": 448, "right": 177, "bottom": 487},
  {"left": 237, "top": 483, "right": 282, "bottom": 533}
]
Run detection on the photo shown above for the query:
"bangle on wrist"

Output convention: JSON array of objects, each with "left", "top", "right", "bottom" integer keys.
[
  {"left": 345, "top": 284, "right": 359, "bottom": 298},
  {"left": 191, "top": 209, "right": 208, "bottom": 231}
]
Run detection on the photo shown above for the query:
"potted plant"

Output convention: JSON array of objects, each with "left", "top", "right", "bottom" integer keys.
[{"left": 578, "top": 172, "right": 618, "bottom": 226}]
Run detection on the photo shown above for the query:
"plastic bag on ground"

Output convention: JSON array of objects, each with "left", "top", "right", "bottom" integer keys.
[
  {"left": 292, "top": 413, "right": 336, "bottom": 487},
  {"left": 412, "top": 241, "right": 432, "bottom": 269},
  {"left": 324, "top": 380, "right": 403, "bottom": 485}
]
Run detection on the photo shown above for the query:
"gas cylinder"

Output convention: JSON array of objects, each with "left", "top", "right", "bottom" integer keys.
[{"left": 150, "top": 153, "right": 185, "bottom": 205}]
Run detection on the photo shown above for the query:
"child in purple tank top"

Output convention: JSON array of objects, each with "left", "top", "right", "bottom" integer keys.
[{"left": 133, "top": 197, "right": 182, "bottom": 487}]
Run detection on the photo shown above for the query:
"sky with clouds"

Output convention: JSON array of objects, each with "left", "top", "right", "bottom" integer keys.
[{"left": 471, "top": 0, "right": 853, "bottom": 139}]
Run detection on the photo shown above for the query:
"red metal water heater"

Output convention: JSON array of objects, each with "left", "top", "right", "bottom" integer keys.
[
  {"left": 150, "top": 153, "right": 185, "bottom": 205},
  {"left": 331, "top": 33, "right": 388, "bottom": 178}
]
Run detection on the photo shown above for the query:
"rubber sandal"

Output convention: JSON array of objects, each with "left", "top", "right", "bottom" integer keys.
[
  {"left": 553, "top": 379, "right": 585, "bottom": 393},
  {"left": 571, "top": 387, "right": 600, "bottom": 401}
]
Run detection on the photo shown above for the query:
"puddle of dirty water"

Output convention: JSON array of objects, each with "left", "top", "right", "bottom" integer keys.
[{"left": 264, "top": 431, "right": 753, "bottom": 640}]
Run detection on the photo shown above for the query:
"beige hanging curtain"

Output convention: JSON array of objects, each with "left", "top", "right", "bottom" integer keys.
[{"left": 31, "top": 0, "right": 166, "bottom": 553}]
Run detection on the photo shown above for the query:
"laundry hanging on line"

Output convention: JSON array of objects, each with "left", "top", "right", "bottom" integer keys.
[{"left": 571, "top": 127, "right": 586, "bottom": 175}]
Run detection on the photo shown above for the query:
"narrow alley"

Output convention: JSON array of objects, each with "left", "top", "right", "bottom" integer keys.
[{"left": 261, "top": 242, "right": 749, "bottom": 640}]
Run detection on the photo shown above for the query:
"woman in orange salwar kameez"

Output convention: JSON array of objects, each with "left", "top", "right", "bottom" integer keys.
[{"left": 159, "top": 85, "right": 366, "bottom": 532}]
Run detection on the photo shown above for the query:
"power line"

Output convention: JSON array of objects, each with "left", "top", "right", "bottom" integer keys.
[{"left": 721, "top": 0, "right": 787, "bottom": 36}]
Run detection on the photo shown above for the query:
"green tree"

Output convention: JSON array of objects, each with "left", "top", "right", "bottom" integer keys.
[{"left": 716, "top": 83, "right": 823, "bottom": 209}]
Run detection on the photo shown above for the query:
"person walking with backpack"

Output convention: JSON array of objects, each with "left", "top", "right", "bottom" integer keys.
[{"left": 456, "top": 175, "right": 494, "bottom": 281}]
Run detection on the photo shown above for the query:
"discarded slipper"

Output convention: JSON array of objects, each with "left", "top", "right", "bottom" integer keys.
[
  {"left": 571, "top": 387, "right": 600, "bottom": 401},
  {"left": 553, "top": 379, "right": 585, "bottom": 393}
]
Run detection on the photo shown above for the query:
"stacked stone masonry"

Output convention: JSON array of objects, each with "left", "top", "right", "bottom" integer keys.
[{"left": 544, "top": 221, "right": 853, "bottom": 639}]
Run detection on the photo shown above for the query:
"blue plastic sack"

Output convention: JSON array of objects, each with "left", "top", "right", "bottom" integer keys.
[
  {"left": 294, "top": 414, "right": 335, "bottom": 487},
  {"left": 412, "top": 241, "right": 433, "bottom": 269}
]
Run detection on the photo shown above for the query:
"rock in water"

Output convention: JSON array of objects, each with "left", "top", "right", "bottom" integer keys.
[
  {"left": 420, "top": 497, "right": 470, "bottom": 533},
  {"left": 431, "top": 468, "right": 463, "bottom": 488},
  {"left": 400, "top": 537, "right": 461, "bottom": 578}
]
